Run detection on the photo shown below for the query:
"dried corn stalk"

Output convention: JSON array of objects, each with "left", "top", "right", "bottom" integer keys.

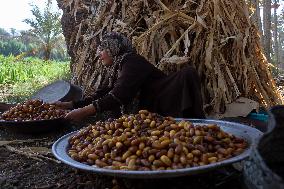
[{"left": 56, "top": 0, "right": 283, "bottom": 115}]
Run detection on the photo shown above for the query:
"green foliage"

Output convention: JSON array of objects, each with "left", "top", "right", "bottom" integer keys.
[
  {"left": 0, "top": 27, "right": 69, "bottom": 61},
  {"left": 0, "top": 40, "right": 27, "bottom": 56},
  {"left": 0, "top": 55, "right": 70, "bottom": 103},
  {"left": 0, "top": 28, "right": 10, "bottom": 40},
  {"left": 0, "top": 2, "right": 69, "bottom": 61},
  {"left": 23, "top": 0, "right": 63, "bottom": 60}
]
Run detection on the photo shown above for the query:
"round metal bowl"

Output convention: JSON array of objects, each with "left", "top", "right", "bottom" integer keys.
[
  {"left": 52, "top": 119, "right": 263, "bottom": 178},
  {"left": 31, "top": 80, "right": 83, "bottom": 103},
  {"left": 0, "top": 118, "right": 70, "bottom": 134}
]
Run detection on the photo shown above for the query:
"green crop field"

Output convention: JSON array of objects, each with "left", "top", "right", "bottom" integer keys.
[{"left": 0, "top": 55, "right": 70, "bottom": 103}]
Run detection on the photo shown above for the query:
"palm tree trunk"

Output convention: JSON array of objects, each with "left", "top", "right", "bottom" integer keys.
[
  {"left": 263, "top": 0, "right": 272, "bottom": 62},
  {"left": 251, "top": 0, "right": 264, "bottom": 43},
  {"left": 272, "top": 1, "right": 279, "bottom": 65},
  {"left": 44, "top": 45, "right": 51, "bottom": 61},
  {"left": 256, "top": 0, "right": 263, "bottom": 43},
  {"left": 279, "top": 33, "right": 284, "bottom": 69}
]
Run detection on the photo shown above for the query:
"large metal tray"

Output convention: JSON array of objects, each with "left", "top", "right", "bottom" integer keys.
[{"left": 52, "top": 119, "right": 263, "bottom": 178}]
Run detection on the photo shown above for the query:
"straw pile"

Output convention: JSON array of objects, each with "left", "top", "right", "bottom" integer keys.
[{"left": 56, "top": 0, "right": 283, "bottom": 115}]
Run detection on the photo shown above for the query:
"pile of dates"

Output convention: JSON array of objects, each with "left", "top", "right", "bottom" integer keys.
[
  {"left": 68, "top": 110, "right": 247, "bottom": 171},
  {"left": 0, "top": 99, "right": 68, "bottom": 121}
]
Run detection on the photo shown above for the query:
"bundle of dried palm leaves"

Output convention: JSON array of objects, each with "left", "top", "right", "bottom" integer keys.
[{"left": 56, "top": 0, "right": 283, "bottom": 115}]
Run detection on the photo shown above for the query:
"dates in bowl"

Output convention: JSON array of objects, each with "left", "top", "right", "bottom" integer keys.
[
  {"left": 67, "top": 110, "right": 248, "bottom": 171},
  {"left": 0, "top": 99, "right": 70, "bottom": 134}
]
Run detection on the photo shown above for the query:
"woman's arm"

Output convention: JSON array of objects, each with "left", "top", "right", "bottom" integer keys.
[
  {"left": 72, "top": 87, "right": 112, "bottom": 109},
  {"left": 65, "top": 104, "right": 96, "bottom": 122}
]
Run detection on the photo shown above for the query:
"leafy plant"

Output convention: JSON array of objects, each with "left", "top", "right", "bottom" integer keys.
[
  {"left": 0, "top": 55, "right": 70, "bottom": 103},
  {"left": 23, "top": 0, "right": 63, "bottom": 60}
]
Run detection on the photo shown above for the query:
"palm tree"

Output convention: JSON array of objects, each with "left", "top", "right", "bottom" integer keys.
[
  {"left": 10, "top": 28, "right": 17, "bottom": 38},
  {"left": 23, "top": 0, "right": 62, "bottom": 60},
  {"left": 0, "top": 28, "right": 10, "bottom": 41}
]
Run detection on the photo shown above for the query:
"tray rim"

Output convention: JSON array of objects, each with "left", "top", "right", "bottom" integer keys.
[
  {"left": 0, "top": 117, "right": 65, "bottom": 124},
  {"left": 0, "top": 117, "right": 69, "bottom": 134},
  {"left": 52, "top": 119, "right": 263, "bottom": 178}
]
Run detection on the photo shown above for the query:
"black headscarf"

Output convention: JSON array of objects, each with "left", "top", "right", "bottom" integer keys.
[{"left": 98, "top": 32, "right": 136, "bottom": 88}]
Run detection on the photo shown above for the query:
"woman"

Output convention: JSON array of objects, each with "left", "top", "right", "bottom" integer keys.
[{"left": 57, "top": 32, "right": 205, "bottom": 121}]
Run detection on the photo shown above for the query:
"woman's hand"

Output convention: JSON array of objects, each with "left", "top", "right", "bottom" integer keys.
[
  {"left": 65, "top": 104, "right": 96, "bottom": 122},
  {"left": 52, "top": 101, "right": 73, "bottom": 110}
]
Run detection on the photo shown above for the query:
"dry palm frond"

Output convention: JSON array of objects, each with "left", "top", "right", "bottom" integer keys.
[{"left": 56, "top": 0, "right": 283, "bottom": 115}]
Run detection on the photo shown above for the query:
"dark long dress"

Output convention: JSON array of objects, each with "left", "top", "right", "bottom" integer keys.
[{"left": 73, "top": 53, "right": 205, "bottom": 119}]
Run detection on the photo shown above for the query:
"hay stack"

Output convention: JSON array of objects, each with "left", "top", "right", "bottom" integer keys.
[{"left": 56, "top": 0, "right": 283, "bottom": 115}]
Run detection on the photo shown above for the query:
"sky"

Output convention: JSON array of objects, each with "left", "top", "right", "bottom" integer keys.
[{"left": 0, "top": 0, "right": 59, "bottom": 33}]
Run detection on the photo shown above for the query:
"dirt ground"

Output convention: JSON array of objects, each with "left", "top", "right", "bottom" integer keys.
[
  {"left": 0, "top": 145, "right": 244, "bottom": 189},
  {"left": 0, "top": 117, "right": 265, "bottom": 189},
  {"left": 0, "top": 146, "right": 244, "bottom": 189}
]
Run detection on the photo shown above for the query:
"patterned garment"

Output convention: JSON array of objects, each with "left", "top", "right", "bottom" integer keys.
[{"left": 98, "top": 32, "right": 136, "bottom": 88}]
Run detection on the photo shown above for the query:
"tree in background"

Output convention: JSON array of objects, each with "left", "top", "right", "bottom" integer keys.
[
  {"left": 0, "top": 28, "right": 10, "bottom": 41},
  {"left": 263, "top": 0, "right": 272, "bottom": 62},
  {"left": 0, "top": 27, "right": 69, "bottom": 60},
  {"left": 272, "top": 1, "right": 280, "bottom": 65},
  {"left": 278, "top": 9, "right": 284, "bottom": 68},
  {"left": 251, "top": 0, "right": 283, "bottom": 66},
  {"left": 23, "top": 0, "right": 62, "bottom": 60},
  {"left": 10, "top": 28, "right": 17, "bottom": 38},
  {"left": 0, "top": 39, "right": 26, "bottom": 56},
  {"left": 251, "top": 0, "right": 264, "bottom": 42}
]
